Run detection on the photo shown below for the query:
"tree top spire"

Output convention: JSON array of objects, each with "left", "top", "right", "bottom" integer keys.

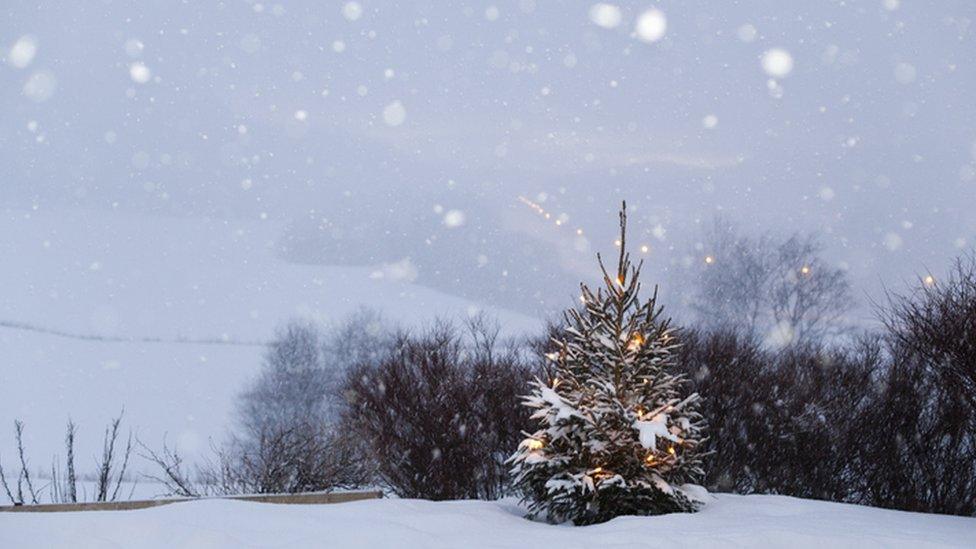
[{"left": 617, "top": 200, "right": 628, "bottom": 283}]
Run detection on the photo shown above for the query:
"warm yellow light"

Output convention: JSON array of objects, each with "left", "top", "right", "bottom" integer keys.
[
  {"left": 668, "top": 446, "right": 676, "bottom": 455},
  {"left": 800, "top": 265, "right": 811, "bottom": 275},
  {"left": 644, "top": 454, "right": 656, "bottom": 465},
  {"left": 640, "top": 245, "right": 649, "bottom": 253},
  {"left": 923, "top": 275, "right": 936, "bottom": 287},
  {"left": 704, "top": 255, "right": 714, "bottom": 265},
  {"left": 614, "top": 239, "right": 622, "bottom": 247},
  {"left": 525, "top": 439, "right": 543, "bottom": 451},
  {"left": 628, "top": 333, "right": 644, "bottom": 351}
]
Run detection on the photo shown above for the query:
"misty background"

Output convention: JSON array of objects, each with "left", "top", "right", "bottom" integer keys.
[
  {"left": 1, "top": 0, "right": 976, "bottom": 498},
  {"left": 3, "top": 1, "right": 975, "bottom": 322}
]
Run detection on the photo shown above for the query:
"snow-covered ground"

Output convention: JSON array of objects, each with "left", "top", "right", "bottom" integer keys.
[
  {"left": 2, "top": 494, "right": 973, "bottom": 548},
  {"left": 0, "top": 208, "right": 537, "bottom": 471}
]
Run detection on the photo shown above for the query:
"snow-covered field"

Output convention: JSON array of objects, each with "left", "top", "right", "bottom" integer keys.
[
  {"left": 2, "top": 494, "right": 973, "bottom": 548},
  {"left": 0, "top": 209, "right": 537, "bottom": 469}
]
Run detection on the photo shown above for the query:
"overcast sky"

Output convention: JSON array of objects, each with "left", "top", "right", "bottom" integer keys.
[{"left": 2, "top": 0, "right": 975, "bottom": 319}]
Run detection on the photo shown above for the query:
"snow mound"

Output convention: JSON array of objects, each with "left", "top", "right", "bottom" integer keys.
[{"left": 1, "top": 494, "right": 972, "bottom": 548}]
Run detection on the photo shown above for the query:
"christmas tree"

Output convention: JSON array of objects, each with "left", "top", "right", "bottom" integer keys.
[{"left": 509, "top": 202, "right": 707, "bottom": 525}]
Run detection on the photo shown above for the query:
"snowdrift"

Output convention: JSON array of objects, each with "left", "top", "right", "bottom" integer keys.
[{"left": 2, "top": 494, "right": 973, "bottom": 548}]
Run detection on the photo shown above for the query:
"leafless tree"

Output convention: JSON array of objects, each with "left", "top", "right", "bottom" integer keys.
[
  {"left": 237, "top": 321, "right": 331, "bottom": 440},
  {"left": 143, "top": 313, "right": 392, "bottom": 497},
  {"left": 688, "top": 218, "right": 853, "bottom": 346}
]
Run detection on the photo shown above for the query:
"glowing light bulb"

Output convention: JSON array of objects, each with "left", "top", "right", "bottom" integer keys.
[
  {"left": 640, "top": 245, "right": 649, "bottom": 253},
  {"left": 525, "top": 439, "right": 543, "bottom": 450},
  {"left": 923, "top": 275, "right": 935, "bottom": 287},
  {"left": 576, "top": 228, "right": 583, "bottom": 235},
  {"left": 800, "top": 265, "right": 811, "bottom": 275},
  {"left": 704, "top": 255, "right": 715, "bottom": 265},
  {"left": 614, "top": 239, "right": 622, "bottom": 247}
]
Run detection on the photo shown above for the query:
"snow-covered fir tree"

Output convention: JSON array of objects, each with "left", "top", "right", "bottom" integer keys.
[{"left": 509, "top": 202, "right": 708, "bottom": 525}]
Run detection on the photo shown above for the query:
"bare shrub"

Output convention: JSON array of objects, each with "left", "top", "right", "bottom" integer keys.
[
  {"left": 852, "top": 257, "right": 976, "bottom": 515},
  {"left": 138, "top": 436, "right": 201, "bottom": 497},
  {"left": 881, "top": 254, "right": 976, "bottom": 411},
  {"left": 1, "top": 413, "right": 132, "bottom": 505},
  {"left": 677, "top": 328, "right": 879, "bottom": 501},
  {"left": 675, "top": 328, "right": 765, "bottom": 494},
  {"left": 851, "top": 352, "right": 976, "bottom": 515},
  {"left": 142, "top": 313, "right": 388, "bottom": 497},
  {"left": 340, "top": 318, "right": 534, "bottom": 500},
  {"left": 0, "top": 421, "right": 38, "bottom": 505},
  {"left": 753, "top": 339, "right": 879, "bottom": 501}
]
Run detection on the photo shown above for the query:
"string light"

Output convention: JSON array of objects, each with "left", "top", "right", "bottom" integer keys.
[
  {"left": 923, "top": 275, "right": 936, "bottom": 287},
  {"left": 519, "top": 198, "right": 653, "bottom": 265},
  {"left": 518, "top": 197, "right": 653, "bottom": 264},
  {"left": 800, "top": 265, "right": 811, "bottom": 275},
  {"left": 704, "top": 255, "right": 715, "bottom": 265},
  {"left": 525, "top": 439, "right": 544, "bottom": 451},
  {"left": 628, "top": 332, "right": 644, "bottom": 351},
  {"left": 590, "top": 467, "right": 607, "bottom": 477},
  {"left": 517, "top": 196, "right": 577, "bottom": 234}
]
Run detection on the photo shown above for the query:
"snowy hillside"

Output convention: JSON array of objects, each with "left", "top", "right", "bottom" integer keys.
[
  {"left": 2, "top": 494, "right": 974, "bottom": 548},
  {"left": 0, "top": 208, "right": 537, "bottom": 467}
]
